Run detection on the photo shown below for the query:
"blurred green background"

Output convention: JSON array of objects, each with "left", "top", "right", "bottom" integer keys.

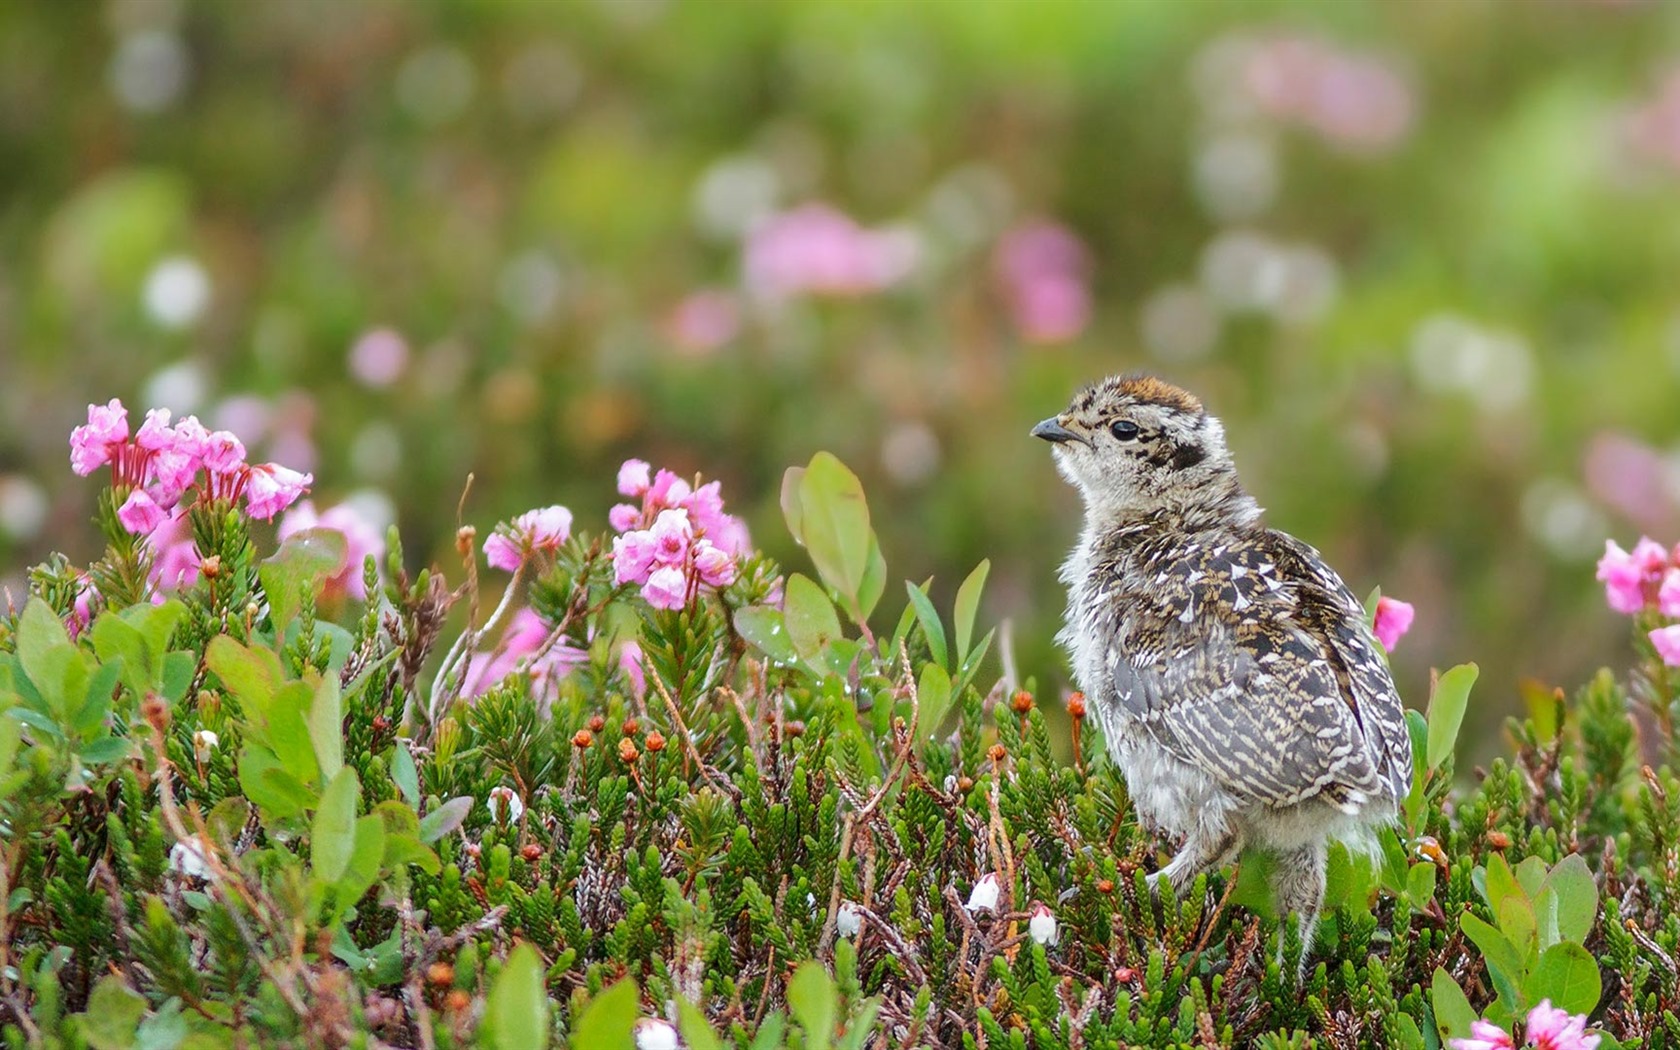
[{"left": 4, "top": 0, "right": 1679, "bottom": 746}]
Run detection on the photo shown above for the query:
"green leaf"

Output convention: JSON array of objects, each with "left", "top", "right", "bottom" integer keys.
[
  {"left": 238, "top": 745, "right": 310, "bottom": 820},
  {"left": 855, "top": 535, "right": 887, "bottom": 622},
  {"left": 1407, "top": 862, "right": 1438, "bottom": 909},
  {"left": 311, "top": 767, "right": 360, "bottom": 883},
  {"left": 334, "top": 815, "right": 386, "bottom": 912},
  {"left": 952, "top": 559, "right": 989, "bottom": 667},
  {"left": 76, "top": 974, "right": 148, "bottom": 1050},
  {"left": 780, "top": 466, "right": 807, "bottom": 544},
  {"left": 1527, "top": 942, "right": 1601, "bottom": 1016},
  {"left": 390, "top": 743, "right": 420, "bottom": 807},
  {"left": 783, "top": 574, "right": 843, "bottom": 673},
  {"left": 1460, "top": 911, "right": 1525, "bottom": 1006},
  {"left": 419, "top": 796, "right": 474, "bottom": 844},
  {"left": 570, "top": 975, "right": 637, "bottom": 1050},
  {"left": 916, "top": 663, "right": 952, "bottom": 743},
  {"left": 1535, "top": 854, "right": 1597, "bottom": 947},
  {"left": 904, "top": 582, "right": 948, "bottom": 671},
  {"left": 17, "top": 598, "right": 85, "bottom": 722},
  {"left": 1429, "top": 968, "right": 1478, "bottom": 1043},
  {"left": 733, "top": 607, "right": 800, "bottom": 665},
  {"left": 307, "top": 673, "right": 343, "bottom": 783},
  {"left": 260, "top": 527, "right": 349, "bottom": 641},
  {"left": 797, "top": 453, "right": 872, "bottom": 605},
  {"left": 486, "top": 942, "right": 552, "bottom": 1050},
  {"left": 206, "top": 635, "right": 281, "bottom": 709},
  {"left": 677, "top": 1000, "right": 722, "bottom": 1050},
  {"left": 787, "top": 961, "right": 836, "bottom": 1050},
  {"left": 1426, "top": 663, "right": 1478, "bottom": 770}
]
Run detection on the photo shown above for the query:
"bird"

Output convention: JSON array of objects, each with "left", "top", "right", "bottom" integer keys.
[{"left": 1032, "top": 373, "right": 1412, "bottom": 972}]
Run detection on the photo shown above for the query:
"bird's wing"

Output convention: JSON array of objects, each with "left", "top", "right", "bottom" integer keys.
[{"left": 1109, "top": 536, "right": 1408, "bottom": 810}]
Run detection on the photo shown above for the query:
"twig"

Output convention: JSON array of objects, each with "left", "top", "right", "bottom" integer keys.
[{"left": 649, "top": 666, "right": 738, "bottom": 800}]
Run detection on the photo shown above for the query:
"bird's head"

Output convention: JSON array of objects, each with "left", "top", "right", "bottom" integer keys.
[{"left": 1033, "top": 374, "right": 1248, "bottom": 524}]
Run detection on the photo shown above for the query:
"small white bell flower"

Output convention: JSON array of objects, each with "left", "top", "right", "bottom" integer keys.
[
  {"left": 1028, "top": 903, "right": 1058, "bottom": 946},
  {"left": 486, "top": 786, "right": 525, "bottom": 823},
  {"left": 836, "top": 900, "right": 862, "bottom": 938},
  {"left": 964, "top": 872, "right": 1000, "bottom": 913},
  {"left": 632, "top": 1017, "right": 681, "bottom": 1050},
  {"left": 169, "top": 837, "right": 216, "bottom": 881},
  {"left": 193, "top": 729, "right": 218, "bottom": 763}
]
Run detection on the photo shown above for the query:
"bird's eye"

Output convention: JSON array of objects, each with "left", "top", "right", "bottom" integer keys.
[{"left": 1110, "top": 420, "right": 1141, "bottom": 441}]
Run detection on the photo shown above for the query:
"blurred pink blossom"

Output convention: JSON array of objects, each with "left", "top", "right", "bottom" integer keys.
[
  {"left": 135, "top": 408, "right": 174, "bottom": 450},
  {"left": 460, "top": 608, "right": 587, "bottom": 698},
  {"left": 666, "top": 290, "right": 741, "bottom": 355},
  {"left": 1583, "top": 433, "right": 1672, "bottom": 535},
  {"left": 1372, "top": 596, "right": 1415, "bottom": 652},
  {"left": 609, "top": 503, "right": 640, "bottom": 532},
  {"left": 279, "top": 500, "right": 384, "bottom": 601},
  {"left": 618, "top": 459, "right": 652, "bottom": 497},
  {"left": 744, "top": 204, "right": 919, "bottom": 300},
  {"left": 70, "top": 576, "right": 97, "bottom": 639},
  {"left": 1239, "top": 34, "right": 1414, "bottom": 153},
  {"left": 348, "top": 328, "right": 410, "bottom": 389},
  {"left": 647, "top": 469, "right": 691, "bottom": 508},
  {"left": 149, "top": 509, "right": 200, "bottom": 592},
  {"left": 1660, "top": 569, "right": 1680, "bottom": 618},
  {"left": 201, "top": 431, "right": 247, "bottom": 476},
  {"left": 693, "top": 541, "right": 737, "bottom": 588},
  {"left": 484, "top": 505, "right": 573, "bottom": 572},
  {"left": 994, "top": 221, "right": 1092, "bottom": 344},
  {"left": 243, "top": 464, "right": 313, "bottom": 521},
  {"left": 619, "top": 640, "right": 645, "bottom": 697},
  {"left": 649, "top": 509, "right": 692, "bottom": 566},
  {"left": 612, "top": 530, "right": 659, "bottom": 585},
  {"left": 1618, "top": 69, "right": 1680, "bottom": 174}
]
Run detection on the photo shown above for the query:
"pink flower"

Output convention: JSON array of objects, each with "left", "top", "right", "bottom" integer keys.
[
  {"left": 70, "top": 576, "right": 97, "bottom": 639},
  {"left": 708, "top": 513, "right": 752, "bottom": 558},
  {"left": 641, "top": 566, "right": 689, "bottom": 610},
  {"left": 170, "top": 415, "right": 211, "bottom": 460},
  {"left": 1597, "top": 537, "right": 1670, "bottom": 614},
  {"left": 647, "top": 469, "right": 692, "bottom": 508},
  {"left": 462, "top": 609, "right": 546, "bottom": 696},
  {"left": 484, "top": 505, "right": 574, "bottom": 571},
  {"left": 279, "top": 501, "right": 384, "bottom": 600},
  {"left": 484, "top": 534, "right": 522, "bottom": 572},
  {"left": 1659, "top": 569, "right": 1680, "bottom": 618},
  {"left": 1651, "top": 625, "right": 1680, "bottom": 668},
  {"left": 1372, "top": 596, "right": 1415, "bottom": 652},
  {"left": 618, "top": 459, "right": 652, "bottom": 497},
  {"left": 118, "top": 490, "right": 168, "bottom": 534},
  {"left": 609, "top": 503, "right": 641, "bottom": 532},
  {"left": 201, "top": 430, "right": 247, "bottom": 476},
  {"left": 1524, "top": 999, "right": 1600, "bottom": 1050},
  {"left": 743, "top": 204, "right": 919, "bottom": 300},
  {"left": 1448, "top": 1019, "right": 1514, "bottom": 1050},
  {"left": 135, "top": 408, "right": 174, "bottom": 450},
  {"left": 649, "top": 509, "right": 692, "bottom": 566},
  {"left": 692, "top": 541, "right": 737, "bottom": 588},
  {"left": 243, "top": 463, "right": 313, "bottom": 521},
  {"left": 147, "top": 449, "right": 198, "bottom": 507},
  {"left": 681, "top": 481, "right": 729, "bottom": 536},
  {"left": 69, "top": 399, "right": 130, "bottom": 475},
  {"left": 612, "top": 530, "right": 659, "bottom": 586}
]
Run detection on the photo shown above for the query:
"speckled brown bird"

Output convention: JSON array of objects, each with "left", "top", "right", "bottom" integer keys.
[{"left": 1033, "top": 374, "right": 1412, "bottom": 968}]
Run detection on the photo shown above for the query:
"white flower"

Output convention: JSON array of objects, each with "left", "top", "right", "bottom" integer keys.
[
  {"left": 193, "top": 729, "right": 219, "bottom": 762},
  {"left": 633, "top": 1018, "right": 681, "bottom": 1050},
  {"left": 487, "top": 786, "right": 525, "bottom": 823},
  {"left": 169, "top": 837, "right": 216, "bottom": 881},
  {"left": 836, "top": 900, "right": 863, "bottom": 938},
  {"left": 964, "top": 872, "right": 1000, "bottom": 913},
  {"left": 1028, "top": 903, "right": 1058, "bottom": 946}
]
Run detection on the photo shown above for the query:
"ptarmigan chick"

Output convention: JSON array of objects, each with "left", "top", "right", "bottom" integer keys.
[{"left": 1033, "top": 374, "right": 1412, "bottom": 968}]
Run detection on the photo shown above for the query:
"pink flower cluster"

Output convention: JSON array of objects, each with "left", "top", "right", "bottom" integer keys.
[
  {"left": 1449, "top": 999, "right": 1600, "bottom": 1050},
  {"left": 1236, "top": 33, "right": 1414, "bottom": 153},
  {"left": 1597, "top": 537, "right": 1680, "bottom": 666},
  {"left": 743, "top": 204, "right": 919, "bottom": 300},
  {"left": 993, "top": 221, "right": 1091, "bottom": 344},
  {"left": 608, "top": 459, "right": 748, "bottom": 611},
  {"left": 71, "top": 400, "right": 312, "bottom": 529},
  {"left": 484, "top": 506, "right": 573, "bottom": 572},
  {"left": 1372, "top": 595, "right": 1415, "bottom": 652}
]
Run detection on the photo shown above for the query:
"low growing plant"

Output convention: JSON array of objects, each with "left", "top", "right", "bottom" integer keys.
[{"left": 0, "top": 401, "right": 1677, "bottom": 1049}]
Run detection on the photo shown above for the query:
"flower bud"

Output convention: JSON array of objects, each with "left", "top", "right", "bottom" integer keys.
[
  {"left": 645, "top": 731, "right": 666, "bottom": 753},
  {"left": 1096, "top": 878, "right": 1115, "bottom": 893},
  {"left": 520, "top": 843, "right": 543, "bottom": 863},
  {"left": 633, "top": 1018, "right": 680, "bottom": 1050},
  {"left": 1011, "top": 690, "right": 1034, "bottom": 714},
  {"left": 445, "top": 989, "right": 471, "bottom": 1012},
  {"left": 836, "top": 900, "right": 863, "bottom": 938},
  {"left": 426, "top": 962, "right": 454, "bottom": 987},
  {"left": 588, "top": 714, "right": 606, "bottom": 733},
  {"left": 964, "top": 872, "right": 1001, "bottom": 913},
  {"left": 455, "top": 525, "right": 476, "bottom": 555},
  {"left": 987, "top": 744, "right": 1007, "bottom": 763},
  {"left": 1028, "top": 903, "right": 1058, "bottom": 946},
  {"left": 192, "top": 729, "right": 218, "bottom": 763},
  {"left": 618, "top": 739, "right": 640, "bottom": 764},
  {"left": 486, "top": 786, "right": 524, "bottom": 823},
  {"left": 622, "top": 718, "right": 640, "bottom": 736},
  {"left": 572, "top": 729, "right": 594, "bottom": 749},
  {"left": 1066, "top": 692, "right": 1087, "bottom": 719},
  {"left": 200, "top": 555, "right": 223, "bottom": 579}
]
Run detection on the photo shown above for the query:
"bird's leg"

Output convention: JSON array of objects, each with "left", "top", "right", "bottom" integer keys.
[
  {"left": 1147, "top": 824, "right": 1243, "bottom": 898},
  {"left": 1270, "top": 842, "right": 1327, "bottom": 982}
]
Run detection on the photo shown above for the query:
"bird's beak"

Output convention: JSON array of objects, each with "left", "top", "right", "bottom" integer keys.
[{"left": 1031, "top": 417, "right": 1083, "bottom": 445}]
